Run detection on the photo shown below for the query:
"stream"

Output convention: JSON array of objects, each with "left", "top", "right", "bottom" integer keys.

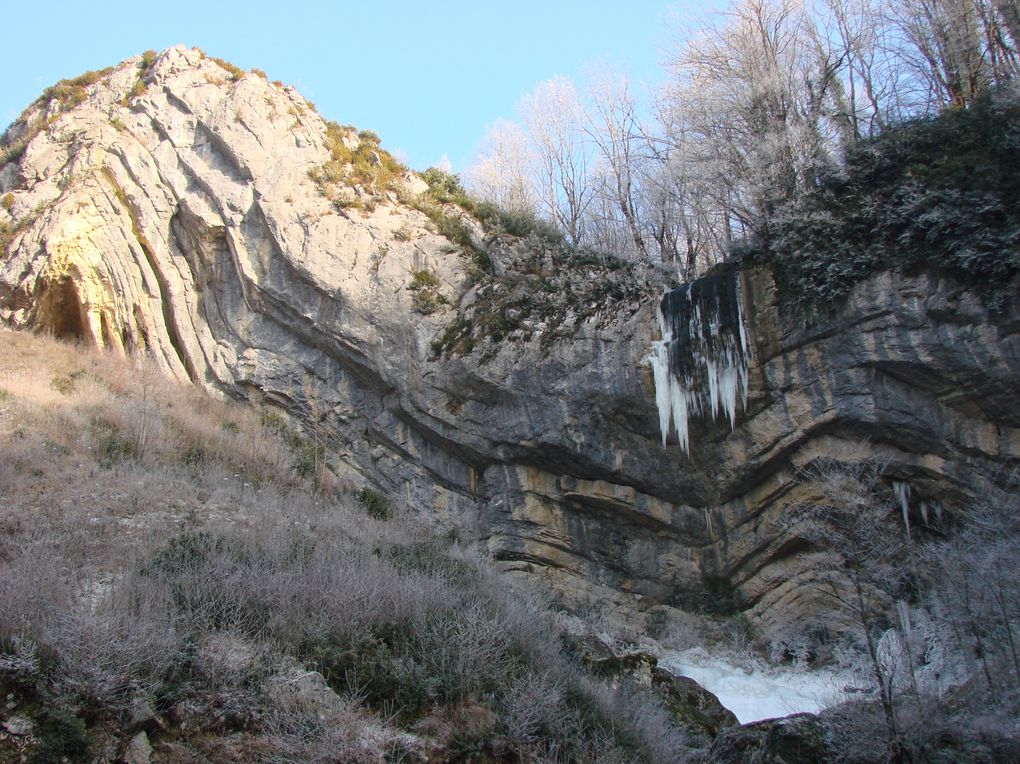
[{"left": 660, "top": 649, "right": 854, "bottom": 724}]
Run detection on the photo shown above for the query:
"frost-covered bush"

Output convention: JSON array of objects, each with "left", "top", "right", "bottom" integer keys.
[
  {"left": 784, "top": 459, "right": 1020, "bottom": 761},
  {"left": 748, "top": 85, "right": 1020, "bottom": 317},
  {"left": 1, "top": 499, "right": 690, "bottom": 761}
]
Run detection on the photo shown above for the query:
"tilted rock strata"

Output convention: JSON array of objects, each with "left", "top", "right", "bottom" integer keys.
[
  {"left": 2, "top": 46, "right": 1018, "bottom": 635},
  {"left": 709, "top": 269, "right": 1020, "bottom": 632}
]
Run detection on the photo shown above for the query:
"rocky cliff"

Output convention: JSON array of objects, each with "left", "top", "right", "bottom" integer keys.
[{"left": 2, "top": 46, "right": 1018, "bottom": 636}]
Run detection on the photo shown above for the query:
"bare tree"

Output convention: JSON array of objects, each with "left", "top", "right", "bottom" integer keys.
[
  {"left": 465, "top": 0, "right": 1019, "bottom": 274},
  {"left": 464, "top": 118, "right": 535, "bottom": 214},
  {"left": 584, "top": 67, "right": 650, "bottom": 260},
  {"left": 993, "top": 0, "right": 1020, "bottom": 53},
  {"left": 923, "top": 492, "right": 1020, "bottom": 696},
  {"left": 518, "top": 76, "right": 594, "bottom": 247},
  {"left": 892, "top": 0, "right": 990, "bottom": 107},
  {"left": 819, "top": 0, "right": 890, "bottom": 137},
  {"left": 661, "top": 0, "right": 841, "bottom": 241},
  {"left": 641, "top": 123, "right": 730, "bottom": 278},
  {"left": 785, "top": 460, "right": 910, "bottom": 751},
  {"left": 978, "top": 0, "right": 1020, "bottom": 82}
]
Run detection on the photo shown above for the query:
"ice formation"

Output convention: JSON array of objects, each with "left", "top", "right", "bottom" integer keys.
[
  {"left": 896, "top": 599, "right": 912, "bottom": 637},
  {"left": 648, "top": 271, "right": 751, "bottom": 454},
  {"left": 877, "top": 608, "right": 956, "bottom": 697},
  {"left": 919, "top": 499, "right": 943, "bottom": 527},
  {"left": 893, "top": 480, "right": 911, "bottom": 540}
]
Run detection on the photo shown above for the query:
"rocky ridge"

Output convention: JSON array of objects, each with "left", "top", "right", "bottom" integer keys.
[{"left": 2, "top": 46, "right": 1018, "bottom": 636}]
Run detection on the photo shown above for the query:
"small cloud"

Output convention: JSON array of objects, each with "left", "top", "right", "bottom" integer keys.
[{"left": 434, "top": 154, "right": 452, "bottom": 173}]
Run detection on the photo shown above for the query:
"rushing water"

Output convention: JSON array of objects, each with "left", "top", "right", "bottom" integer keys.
[{"left": 660, "top": 649, "right": 851, "bottom": 724}]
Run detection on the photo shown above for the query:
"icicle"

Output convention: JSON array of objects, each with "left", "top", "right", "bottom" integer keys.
[
  {"left": 896, "top": 599, "right": 912, "bottom": 638},
  {"left": 655, "top": 303, "right": 671, "bottom": 345},
  {"left": 734, "top": 276, "right": 751, "bottom": 414},
  {"left": 893, "top": 480, "right": 911, "bottom": 541},
  {"left": 919, "top": 501, "right": 929, "bottom": 527},
  {"left": 647, "top": 271, "right": 752, "bottom": 455},
  {"left": 650, "top": 341, "right": 673, "bottom": 446},
  {"left": 716, "top": 355, "right": 741, "bottom": 429},
  {"left": 669, "top": 376, "right": 693, "bottom": 454}
]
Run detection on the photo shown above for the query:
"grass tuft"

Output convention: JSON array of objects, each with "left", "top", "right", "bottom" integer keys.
[{"left": 308, "top": 121, "right": 408, "bottom": 211}]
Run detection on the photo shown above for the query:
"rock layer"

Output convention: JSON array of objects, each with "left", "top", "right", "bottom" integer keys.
[{"left": 2, "top": 47, "right": 1018, "bottom": 634}]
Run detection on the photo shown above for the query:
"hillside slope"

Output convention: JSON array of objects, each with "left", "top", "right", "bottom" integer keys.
[{"left": 0, "top": 327, "right": 701, "bottom": 762}]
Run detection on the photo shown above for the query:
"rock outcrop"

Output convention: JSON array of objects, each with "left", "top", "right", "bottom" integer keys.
[
  {"left": 705, "top": 713, "right": 828, "bottom": 764},
  {"left": 2, "top": 47, "right": 1018, "bottom": 635},
  {"left": 651, "top": 667, "right": 739, "bottom": 746}
]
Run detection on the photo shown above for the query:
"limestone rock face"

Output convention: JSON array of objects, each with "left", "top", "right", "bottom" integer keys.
[
  {"left": 727, "top": 270, "right": 1020, "bottom": 633},
  {"left": 2, "top": 47, "right": 1018, "bottom": 635}
]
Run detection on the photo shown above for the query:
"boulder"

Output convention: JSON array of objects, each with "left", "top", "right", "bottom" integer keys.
[
  {"left": 0, "top": 715, "right": 31, "bottom": 736},
  {"left": 122, "top": 731, "right": 152, "bottom": 764},
  {"left": 651, "top": 666, "right": 738, "bottom": 744},
  {"left": 125, "top": 693, "right": 163, "bottom": 734},
  {"left": 563, "top": 630, "right": 657, "bottom": 686},
  {"left": 709, "top": 713, "right": 828, "bottom": 764}
]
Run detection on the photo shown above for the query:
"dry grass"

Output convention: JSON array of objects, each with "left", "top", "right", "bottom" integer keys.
[
  {"left": 0, "top": 328, "right": 692, "bottom": 762},
  {"left": 0, "top": 328, "right": 304, "bottom": 580},
  {"left": 307, "top": 122, "right": 408, "bottom": 212}
]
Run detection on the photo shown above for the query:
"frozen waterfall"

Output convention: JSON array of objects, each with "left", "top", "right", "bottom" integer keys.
[{"left": 648, "top": 271, "right": 751, "bottom": 454}]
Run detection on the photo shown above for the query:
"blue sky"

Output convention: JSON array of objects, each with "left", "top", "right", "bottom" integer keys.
[{"left": 1, "top": 1, "right": 717, "bottom": 171}]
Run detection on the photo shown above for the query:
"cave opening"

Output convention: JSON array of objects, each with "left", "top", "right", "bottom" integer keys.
[{"left": 42, "top": 277, "right": 86, "bottom": 341}]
